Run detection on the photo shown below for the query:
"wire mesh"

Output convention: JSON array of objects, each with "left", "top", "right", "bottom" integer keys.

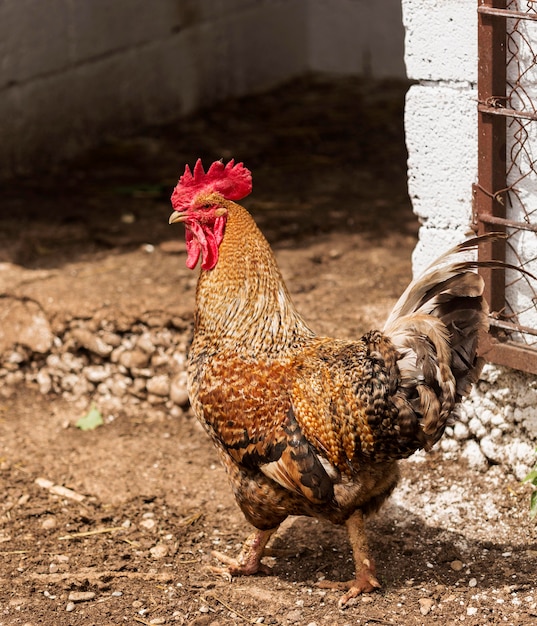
[{"left": 503, "top": 0, "right": 537, "bottom": 349}]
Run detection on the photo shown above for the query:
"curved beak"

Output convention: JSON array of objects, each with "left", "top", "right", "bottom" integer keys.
[{"left": 169, "top": 211, "right": 187, "bottom": 225}]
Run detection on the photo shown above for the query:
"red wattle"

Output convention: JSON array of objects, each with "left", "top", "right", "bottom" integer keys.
[
  {"left": 185, "top": 220, "right": 223, "bottom": 271},
  {"left": 185, "top": 228, "right": 201, "bottom": 269}
]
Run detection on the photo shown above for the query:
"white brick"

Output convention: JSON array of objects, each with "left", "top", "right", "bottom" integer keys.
[
  {"left": 402, "top": 0, "right": 477, "bottom": 83},
  {"left": 411, "top": 226, "right": 470, "bottom": 277},
  {"left": 405, "top": 83, "right": 477, "bottom": 262}
]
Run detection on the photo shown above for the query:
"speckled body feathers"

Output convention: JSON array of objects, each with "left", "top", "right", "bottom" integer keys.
[{"left": 186, "top": 199, "right": 489, "bottom": 533}]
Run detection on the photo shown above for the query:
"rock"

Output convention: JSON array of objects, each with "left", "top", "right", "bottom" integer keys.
[
  {"left": 149, "top": 543, "right": 169, "bottom": 559},
  {"left": 480, "top": 435, "right": 502, "bottom": 464},
  {"left": 105, "top": 374, "right": 132, "bottom": 397},
  {"left": 0, "top": 297, "right": 53, "bottom": 354},
  {"left": 284, "top": 609, "right": 303, "bottom": 623},
  {"left": 7, "top": 350, "right": 25, "bottom": 364},
  {"left": 453, "top": 422, "right": 469, "bottom": 441},
  {"left": 524, "top": 411, "right": 537, "bottom": 438},
  {"left": 129, "top": 378, "right": 146, "bottom": 397},
  {"left": 68, "top": 591, "right": 96, "bottom": 602},
  {"left": 419, "top": 597, "right": 434, "bottom": 616},
  {"left": 71, "top": 328, "right": 113, "bottom": 357},
  {"left": 142, "top": 312, "right": 172, "bottom": 328},
  {"left": 137, "top": 333, "right": 155, "bottom": 354},
  {"left": 84, "top": 365, "right": 110, "bottom": 383},
  {"left": 140, "top": 518, "right": 156, "bottom": 531},
  {"left": 146, "top": 375, "right": 170, "bottom": 397},
  {"left": 440, "top": 437, "right": 459, "bottom": 453},
  {"left": 60, "top": 373, "right": 81, "bottom": 392},
  {"left": 5, "top": 370, "right": 24, "bottom": 386},
  {"left": 151, "top": 353, "right": 170, "bottom": 368},
  {"left": 147, "top": 393, "right": 166, "bottom": 405},
  {"left": 468, "top": 416, "right": 486, "bottom": 439},
  {"left": 36, "top": 370, "right": 52, "bottom": 394},
  {"left": 41, "top": 517, "right": 57, "bottom": 530},
  {"left": 170, "top": 372, "right": 189, "bottom": 406},
  {"left": 461, "top": 440, "right": 488, "bottom": 471},
  {"left": 100, "top": 330, "right": 122, "bottom": 347},
  {"left": 153, "top": 329, "right": 173, "bottom": 348},
  {"left": 450, "top": 560, "right": 464, "bottom": 571},
  {"left": 119, "top": 349, "right": 151, "bottom": 370}
]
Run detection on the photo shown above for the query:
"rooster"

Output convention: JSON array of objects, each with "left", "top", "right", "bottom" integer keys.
[{"left": 168, "top": 159, "right": 496, "bottom": 606}]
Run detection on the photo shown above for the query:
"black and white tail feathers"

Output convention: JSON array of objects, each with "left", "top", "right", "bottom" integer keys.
[{"left": 383, "top": 233, "right": 506, "bottom": 450}]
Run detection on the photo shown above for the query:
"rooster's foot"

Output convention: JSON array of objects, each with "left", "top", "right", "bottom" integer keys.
[
  {"left": 317, "top": 560, "right": 381, "bottom": 608},
  {"left": 210, "top": 550, "right": 273, "bottom": 579},
  {"left": 210, "top": 528, "right": 276, "bottom": 580}
]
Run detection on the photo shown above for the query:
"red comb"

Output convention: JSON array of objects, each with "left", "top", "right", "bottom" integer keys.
[{"left": 171, "top": 159, "right": 252, "bottom": 211}]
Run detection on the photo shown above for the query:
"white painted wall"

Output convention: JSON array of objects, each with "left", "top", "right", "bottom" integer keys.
[
  {"left": 402, "top": 0, "right": 537, "bottom": 476},
  {"left": 402, "top": 0, "right": 478, "bottom": 275},
  {"left": 0, "top": 0, "right": 405, "bottom": 179}
]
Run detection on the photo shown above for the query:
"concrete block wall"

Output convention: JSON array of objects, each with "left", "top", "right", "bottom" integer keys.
[
  {"left": 402, "top": 0, "right": 478, "bottom": 276},
  {"left": 0, "top": 0, "right": 308, "bottom": 178},
  {"left": 308, "top": 0, "right": 405, "bottom": 77},
  {"left": 402, "top": 0, "right": 537, "bottom": 476},
  {"left": 0, "top": 0, "right": 406, "bottom": 179}
]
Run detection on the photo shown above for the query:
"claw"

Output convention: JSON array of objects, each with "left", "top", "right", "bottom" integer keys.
[
  {"left": 317, "top": 567, "right": 381, "bottom": 608},
  {"left": 207, "top": 528, "right": 277, "bottom": 580},
  {"left": 338, "top": 571, "right": 381, "bottom": 607},
  {"left": 211, "top": 549, "right": 272, "bottom": 577}
]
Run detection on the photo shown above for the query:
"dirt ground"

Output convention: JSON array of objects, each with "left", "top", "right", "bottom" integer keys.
[{"left": 1, "top": 75, "right": 536, "bottom": 626}]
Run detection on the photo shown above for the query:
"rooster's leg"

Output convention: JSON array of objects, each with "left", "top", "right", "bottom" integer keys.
[
  {"left": 211, "top": 527, "right": 277, "bottom": 579},
  {"left": 318, "top": 510, "right": 380, "bottom": 607}
]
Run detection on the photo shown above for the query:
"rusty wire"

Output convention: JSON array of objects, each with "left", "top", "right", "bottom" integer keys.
[{"left": 501, "top": 0, "right": 537, "bottom": 349}]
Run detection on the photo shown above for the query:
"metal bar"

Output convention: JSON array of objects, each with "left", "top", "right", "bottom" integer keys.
[
  {"left": 476, "top": 1, "right": 537, "bottom": 372},
  {"left": 476, "top": 0, "right": 507, "bottom": 314},
  {"left": 480, "top": 334, "right": 537, "bottom": 374},
  {"left": 477, "top": 213, "right": 537, "bottom": 233},
  {"left": 478, "top": 6, "right": 537, "bottom": 20},
  {"left": 489, "top": 317, "right": 537, "bottom": 337},
  {"left": 478, "top": 102, "right": 537, "bottom": 121}
]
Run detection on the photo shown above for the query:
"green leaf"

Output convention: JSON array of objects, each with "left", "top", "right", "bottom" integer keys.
[
  {"left": 522, "top": 468, "right": 537, "bottom": 486},
  {"left": 530, "top": 491, "right": 537, "bottom": 519},
  {"left": 76, "top": 403, "right": 104, "bottom": 431}
]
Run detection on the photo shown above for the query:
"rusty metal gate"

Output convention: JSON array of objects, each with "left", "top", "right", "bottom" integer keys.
[{"left": 474, "top": 0, "right": 537, "bottom": 374}]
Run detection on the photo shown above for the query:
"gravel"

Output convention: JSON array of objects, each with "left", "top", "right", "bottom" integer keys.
[
  {"left": 0, "top": 316, "right": 535, "bottom": 478},
  {"left": 0, "top": 315, "right": 192, "bottom": 417}
]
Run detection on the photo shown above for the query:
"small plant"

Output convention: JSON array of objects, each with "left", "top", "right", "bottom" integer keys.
[
  {"left": 522, "top": 448, "right": 537, "bottom": 518},
  {"left": 75, "top": 402, "right": 104, "bottom": 431}
]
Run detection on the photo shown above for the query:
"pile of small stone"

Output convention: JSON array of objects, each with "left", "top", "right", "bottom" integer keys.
[
  {"left": 0, "top": 312, "right": 193, "bottom": 416},
  {"left": 1, "top": 302, "right": 535, "bottom": 477},
  {"left": 440, "top": 363, "right": 537, "bottom": 479}
]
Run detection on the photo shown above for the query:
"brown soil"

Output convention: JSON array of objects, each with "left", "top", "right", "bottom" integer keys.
[{"left": 1, "top": 75, "right": 536, "bottom": 626}]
